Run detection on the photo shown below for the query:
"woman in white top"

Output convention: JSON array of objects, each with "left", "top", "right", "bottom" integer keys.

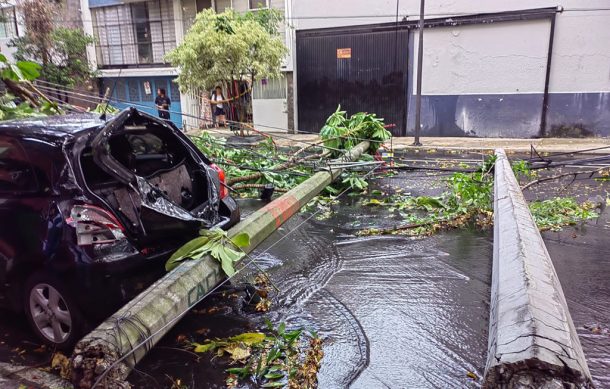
[{"left": 211, "top": 86, "right": 228, "bottom": 127}]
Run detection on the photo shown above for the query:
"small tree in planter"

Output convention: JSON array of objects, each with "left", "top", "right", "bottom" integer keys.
[{"left": 165, "top": 8, "right": 286, "bottom": 134}]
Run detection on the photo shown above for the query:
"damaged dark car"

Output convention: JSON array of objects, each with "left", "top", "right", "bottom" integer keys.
[{"left": 0, "top": 108, "right": 239, "bottom": 348}]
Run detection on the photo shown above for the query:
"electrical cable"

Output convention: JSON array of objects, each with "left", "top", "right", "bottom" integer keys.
[
  {"left": 34, "top": 83, "right": 361, "bottom": 157},
  {"left": 527, "top": 145, "right": 610, "bottom": 161},
  {"left": 12, "top": 7, "right": 610, "bottom": 25},
  {"left": 34, "top": 80, "right": 389, "bottom": 146}
]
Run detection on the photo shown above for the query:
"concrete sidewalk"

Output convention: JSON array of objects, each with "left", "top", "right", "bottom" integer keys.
[{"left": 189, "top": 127, "right": 610, "bottom": 155}]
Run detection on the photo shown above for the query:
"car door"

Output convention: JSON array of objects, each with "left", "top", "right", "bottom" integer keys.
[{"left": 0, "top": 134, "right": 49, "bottom": 309}]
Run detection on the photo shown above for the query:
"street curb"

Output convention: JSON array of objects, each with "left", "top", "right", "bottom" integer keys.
[
  {"left": 0, "top": 362, "right": 72, "bottom": 389},
  {"left": 483, "top": 149, "right": 593, "bottom": 388}
]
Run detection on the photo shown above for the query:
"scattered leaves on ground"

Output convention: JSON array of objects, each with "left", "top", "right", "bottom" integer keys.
[
  {"left": 193, "top": 322, "right": 323, "bottom": 388},
  {"left": 50, "top": 352, "right": 70, "bottom": 379}
]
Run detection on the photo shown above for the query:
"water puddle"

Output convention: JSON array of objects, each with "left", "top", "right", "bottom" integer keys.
[
  {"left": 543, "top": 206, "right": 610, "bottom": 387},
  {"left": 132, "top": 172, "right": 492, "bottom": 388}
]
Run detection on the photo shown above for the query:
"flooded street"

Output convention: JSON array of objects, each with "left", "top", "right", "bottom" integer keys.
[
  {"left": 129, "top": 166, "right": 609, "bottom": 388},
  {"left": 0, "top": 166, "right": 606, "bottom": 389},
  {"left": 131, "top": 172, "right": 493, "bottom": 388},
  {"left": 534, "top": 181, "right": 610, "bottom": 388}
]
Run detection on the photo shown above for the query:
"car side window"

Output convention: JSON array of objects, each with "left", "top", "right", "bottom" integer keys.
[{"left": 0, "top": 135, "right": 38, "bottom": 194}]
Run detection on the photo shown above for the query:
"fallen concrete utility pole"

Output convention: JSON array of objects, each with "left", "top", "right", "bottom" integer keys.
[
  {"left": 69, "top": 141, "right": 370, "bottom": 389},
  {"left": 483, "top": 149, "right": 593, "bottom": 388}
]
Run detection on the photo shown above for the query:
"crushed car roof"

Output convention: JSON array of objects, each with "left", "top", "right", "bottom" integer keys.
[{"left": 0, "top": 113, "right": 106, "bottom": 138}]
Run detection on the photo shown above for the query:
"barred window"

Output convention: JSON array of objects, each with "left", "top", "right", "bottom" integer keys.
[
  {"left": 253, "top": 77, "right": 286, "bottom": 99},
  {"left": 92, "top": 0, "right": 176, "bottom": 67},
  {"left": 169, "top": 81, "right": 180, "bottom": 102},
  {"left": 0, "top": 6, "right": 17, "bottom": 39},
  {"left": 249, "top": 0, "right": 268, "bottom": 9},
  {"left": 128, "top": 79, "right": 140, "bottom": 100}
]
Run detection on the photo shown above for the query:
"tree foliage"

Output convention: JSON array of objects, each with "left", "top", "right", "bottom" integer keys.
[
  {"left": 0, "top": 54, "right": 62, "bottom": 119},
  {"left": 10, "top": 0, "right": 96, "bottom": 87},
  {"left": 320, "top": 106, "right": 392, "bottom": 154},
  {"left": 166, "top": 8, "right": 287, "bottom": 93}
]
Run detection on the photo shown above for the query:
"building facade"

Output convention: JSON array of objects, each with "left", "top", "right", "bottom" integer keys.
[
  {"left": 81, "top": 0, "right": 182, "bottom": 126},
  {"left": 287, "top": 0, "right": 610, "bottom": 137},
  {"left": 81, "top": 0, "right": 288, "bottom": 130},
  {"left": 0, "top": 1, "right": 21, "bottom": 62}
]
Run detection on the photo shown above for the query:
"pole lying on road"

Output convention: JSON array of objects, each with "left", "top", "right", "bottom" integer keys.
[
  {"left": 484, "top": 149, "right": 592, "bottom": 388},
  {"left": 69, "top": 141, "right": 370, "bottom": 389}
]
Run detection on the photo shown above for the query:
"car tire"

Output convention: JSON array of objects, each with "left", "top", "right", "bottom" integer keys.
[{"left": 23, "top": 273, "right": 84, "bottom": 350}]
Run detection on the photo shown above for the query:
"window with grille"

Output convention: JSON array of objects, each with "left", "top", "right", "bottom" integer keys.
[
  {"left": 253, "top": 77, "right": 286, "bottom": 99},
  {"left": 92, "top": 0, "right": 176, "bottom": 67},
  {"left": 0, "top": 6, "right": 17, "bottom": 39},
  {"left": 249, "top": 0, "right": 269, "bottom": 10}
]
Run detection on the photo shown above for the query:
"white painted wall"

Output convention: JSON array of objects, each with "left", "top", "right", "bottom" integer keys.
[
  {"left": 414, "top": 19, "right": 550, "bottom": 94},
  {"left": 290, "top": 0, "right": 610, "bottom": 94},
  {"left": 252, "top": 98, "right": 287, "bottom": 131},
  {"left": 0, "top": 2, "right": 23, "bottom": 63}
]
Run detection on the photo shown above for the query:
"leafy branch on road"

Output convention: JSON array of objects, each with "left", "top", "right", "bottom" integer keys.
[
  {"left": 359, "top": 158, "right": 601, "bottom": 236},
  {"left": 189, "top": 109, "right": 391, "bottom": 197},
  {"left": 530, "top": 197, "right": 598, "bottom": 231},
  {"left": 320, "top": 106, "right": 391, "bottom": 155}
]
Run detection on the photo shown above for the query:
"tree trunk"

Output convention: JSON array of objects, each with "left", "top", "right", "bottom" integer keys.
[{"left": 2, "top": 78, "right": 40, "bottom": 107}]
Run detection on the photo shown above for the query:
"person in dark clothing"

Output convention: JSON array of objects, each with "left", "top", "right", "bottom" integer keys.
[{"left": 155, "top": 88, "right": 171, "bottom": 120}]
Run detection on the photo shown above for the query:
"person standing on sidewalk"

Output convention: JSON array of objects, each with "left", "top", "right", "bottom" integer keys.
[
  {"left": 210, "top": 86, "right": 228, "bottom": 127},
  {"left": 155, "top": 88, "right": 171, "bottom": 120}
]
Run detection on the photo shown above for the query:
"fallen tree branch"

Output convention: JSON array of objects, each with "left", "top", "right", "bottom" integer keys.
[
  {"left": 2, "top": 78, "right": 40, "bottom": 107},
  {"left": 521, "top": 167, "right": 609, "bottom": 190},
  {"left": 226, "top": 152, "right": 327, "bottom": 185},
  {"left": 359, "top": 213, "right": 474, "bottom": 236}
]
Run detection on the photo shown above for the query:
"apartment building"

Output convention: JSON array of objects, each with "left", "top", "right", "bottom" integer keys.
[
  {"left": 0, "top": 2, "right": 20, "bottom": 62},
  {"left": 81, "top": 0, "right": 288, "bottom": 130}
]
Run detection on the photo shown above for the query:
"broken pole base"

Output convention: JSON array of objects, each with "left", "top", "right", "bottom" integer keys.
[{"left": 69, "top": 142, "right": 370, "bottom": 388}]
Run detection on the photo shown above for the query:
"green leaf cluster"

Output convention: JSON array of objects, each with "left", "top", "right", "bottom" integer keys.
[
  {"left": 10, "top": 27, "right": 97, "bottom": 87},
  {"left": 0, "top": 55, "right": 63, "bottom": 120},
  {"left": 320, "top": 105, "right": 392, "bottom": 154},
  {"left": 190, "top": 132, "right": 312, "bottom": 193},
  {"left": 0, "top": 54, "right": 41, "bottom": 82},
  {"left": 529, "top": 197, "right": 598, "bottom": 231},
  {"left": 165, "top": 228, "right": 250, "bottom": 275},
  {"left": 193, "top": 321, "right": 319, "bottom": 388},
  {"left": 89, "top": 103, "right": 120, "bottom": 115},
  {"left": 342, "top": 173, "right": 369, "bottom": 192},
  {"left": 166, "top": 8, "right": 287, "bottom": 93}
]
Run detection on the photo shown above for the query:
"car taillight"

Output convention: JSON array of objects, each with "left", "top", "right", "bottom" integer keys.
[
  {"left": 210, "top": 163, "right": 228, "bottom": 199},
  {"left": 67, "top": 204, "right": 126, "bottom": 246}
]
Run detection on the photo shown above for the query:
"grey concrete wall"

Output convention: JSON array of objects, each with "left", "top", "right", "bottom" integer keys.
[
  {"left": 484, "top": 149, "right": 593, "bottom": 387},
  {"left": 404, "top": 92, "right": 610, "bottom": 137}
]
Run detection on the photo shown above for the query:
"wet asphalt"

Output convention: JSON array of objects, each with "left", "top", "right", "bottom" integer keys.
[{"left": 0, "top": 164, "right": 608, "bottom": 388}]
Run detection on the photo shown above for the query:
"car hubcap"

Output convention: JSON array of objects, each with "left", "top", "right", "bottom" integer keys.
[{"left": 29, "top": 283, "right": 72, "bottom": 344}]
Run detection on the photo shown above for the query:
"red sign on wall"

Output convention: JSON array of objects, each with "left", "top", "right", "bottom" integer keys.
[{"left": 337, "top": 48, "right": 352, "bottom": 59}]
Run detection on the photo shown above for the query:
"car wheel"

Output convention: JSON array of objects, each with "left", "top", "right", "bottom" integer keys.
[{"left": 24, "top": 274, "right": 83, "bottom": 349}]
